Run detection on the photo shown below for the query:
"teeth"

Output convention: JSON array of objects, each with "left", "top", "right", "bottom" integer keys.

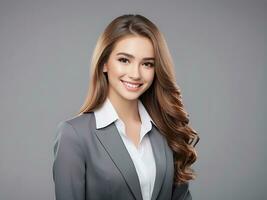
[{"left": 122, "top": 81, "right": 141, "bottom": 88}]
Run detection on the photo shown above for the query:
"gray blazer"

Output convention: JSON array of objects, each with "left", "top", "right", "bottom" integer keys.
[{"left": 52, "top": 112, "right": 192, "bottom": 200}]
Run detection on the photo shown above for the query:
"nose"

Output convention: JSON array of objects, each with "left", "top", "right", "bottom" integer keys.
[{"left": 128, "top": 63, "right": 141, "bottom": 80}]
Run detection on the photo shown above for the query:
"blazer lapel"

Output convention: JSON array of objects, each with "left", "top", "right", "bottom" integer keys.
[
  {"left": 95, "top": 122, "right": 143, "bottom": 200},
  {"left": 94, "top": 119, "right": 167, "bottom": 200},
  {"left": 149, "top": 124, "right": 167, "bottom": 200}
]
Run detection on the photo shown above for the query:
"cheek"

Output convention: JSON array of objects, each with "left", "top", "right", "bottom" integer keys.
[
  {"left": 143, "top": 70, "right": 155, "bottom": 82},
  {"left": 107, "top": 65, "right": 124, "bottom": 77}
]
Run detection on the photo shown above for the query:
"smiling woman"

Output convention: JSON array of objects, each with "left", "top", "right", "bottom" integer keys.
[
  {"left": 103, "top": 36, "right": 155, "bottom": 101},
  {"left": 53, "top": 14, "right": 199, "bottom": 200}
]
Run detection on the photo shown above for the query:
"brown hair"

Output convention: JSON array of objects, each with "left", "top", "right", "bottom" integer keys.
[{"left": 77, "top": 14, "right": 199, "bottom": 185}]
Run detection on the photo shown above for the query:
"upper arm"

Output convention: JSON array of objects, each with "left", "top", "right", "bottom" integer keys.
[
  {"left": 52, "top": 121, "right": 86, "bottom": 200},
  {"left": 171, "top": 182, "right": 192, "bottom": 200}
]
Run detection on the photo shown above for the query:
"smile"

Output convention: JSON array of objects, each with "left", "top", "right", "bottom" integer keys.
[{"left": 121, "top": 80, "right": 143, "bottom": 91}]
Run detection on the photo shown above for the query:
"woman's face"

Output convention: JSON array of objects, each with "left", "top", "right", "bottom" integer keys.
[{"left": 103, "top": 35, "right": 155, "bottom": 102}]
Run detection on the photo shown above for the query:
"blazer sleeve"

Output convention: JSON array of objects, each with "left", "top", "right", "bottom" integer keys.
[
  {"left": 52, "top": 121, "right": 86, "bottom": 200},
  {"left": 171, "top": 182, "right": 192, "bottom": 200}
]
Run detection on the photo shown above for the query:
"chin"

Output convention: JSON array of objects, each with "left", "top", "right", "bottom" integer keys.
[{"left": 120, "top": 94, "right": 141, "bottom": 101}]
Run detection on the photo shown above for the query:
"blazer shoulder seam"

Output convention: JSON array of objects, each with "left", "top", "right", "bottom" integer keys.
[{"left": 64, "top": 121, "right": 87, "bottom": 160}]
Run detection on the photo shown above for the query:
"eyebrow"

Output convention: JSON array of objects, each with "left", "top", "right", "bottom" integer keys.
[{"left": 116, "top": 52, "right": 155, "bottom": 61}]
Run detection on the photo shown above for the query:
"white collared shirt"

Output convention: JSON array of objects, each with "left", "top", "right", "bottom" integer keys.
[{"left": 94, "top": 97, "right": 156, "bottom": 200}]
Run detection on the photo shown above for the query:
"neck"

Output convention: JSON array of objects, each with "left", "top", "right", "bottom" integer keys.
[{"left": 108, "top": 95, "right": 141, "bottom": 123}]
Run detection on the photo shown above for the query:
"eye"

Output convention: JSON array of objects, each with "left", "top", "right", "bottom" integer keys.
[
  {"left": 118, "top": 57, "right": 130, "bottom": 64},
  {"left": 143, "top": 62, "right": 155, "bottom": 68}
]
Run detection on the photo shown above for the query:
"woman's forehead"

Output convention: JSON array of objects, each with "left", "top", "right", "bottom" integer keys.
[{"left": 111, "top": 36, "right": 155, "bottom": 58}]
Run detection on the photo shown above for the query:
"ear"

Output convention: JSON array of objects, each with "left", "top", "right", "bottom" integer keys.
[{"left": 103, "top": 63, "right": 108, "bottom": 72}]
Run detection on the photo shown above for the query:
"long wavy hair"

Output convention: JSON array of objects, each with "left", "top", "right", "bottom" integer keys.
[{"left": 76, "top": 14, "right": 199, "bottom": 185}]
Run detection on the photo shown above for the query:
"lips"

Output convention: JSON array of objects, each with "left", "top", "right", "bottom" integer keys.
[{"left": 120, "top": 80, "right": 143, "bottom": 86}]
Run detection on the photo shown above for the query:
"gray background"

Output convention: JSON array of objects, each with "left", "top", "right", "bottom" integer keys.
[{"left": 0, "top": 0, "right": 266, "bottom": 199}]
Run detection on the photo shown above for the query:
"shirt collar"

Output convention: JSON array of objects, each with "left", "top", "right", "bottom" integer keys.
[{"left": 94, "top": 97, "right": 156, "bottom": 130}]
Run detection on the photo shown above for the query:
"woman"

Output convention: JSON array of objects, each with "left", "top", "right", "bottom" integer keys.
[{"left": 53, "top": 14, "right": 199, "bottom": 200}]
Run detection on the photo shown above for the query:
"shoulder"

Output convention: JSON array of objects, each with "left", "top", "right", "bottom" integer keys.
[
  {"left": 53, "top": 112, "right": 95, "bottom": 155},
  {"left": 58, "top": 112, "right": 94, "bottom": 129},
  {"left": 56, "top": 112, "right": 96, "bottom": 139}
]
